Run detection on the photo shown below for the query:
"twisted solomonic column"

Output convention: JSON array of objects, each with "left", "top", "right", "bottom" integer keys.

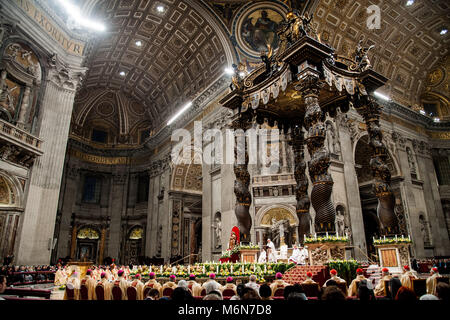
[
  {"left": 297, "top": 74, "right": 336, "bottom": 234},
  {"left": 352, "top": 93, "right": 399, "bottom": 235},
  {"left": 232, "top": 116, "right": 253, "bottom": 243},
  {"left": 290, "top": 125, "right": 311, "bottom": 243}
]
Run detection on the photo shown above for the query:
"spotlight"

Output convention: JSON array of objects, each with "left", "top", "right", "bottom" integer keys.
[
  {"left": 135, "top": 40, "right": 142, "bottom": 47},
  {"left": 374, "top": 91, "right": 391, "bottom": 101},
  {"left": 406, "top": 0, "right": 414, "bottom": 6},
  {"left": 440, "top": 28, "right": 448, "bottom": 35},
  {"left": 157, "top": 5, "right": 165, "bottom": 13},
  {"left": 433, "top": 117, "right": 440, "bottom": 123},
  {"left": 119, "top": 71, "right": 126, "bottom": 77},
  {"left": 167, "top": 102, "right": 193, "bottom": 126},
  {"left": 419, "top": 110, "right": 426, "bottom": 115}
]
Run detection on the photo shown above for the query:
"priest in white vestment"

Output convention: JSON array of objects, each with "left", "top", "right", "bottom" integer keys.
[
  {"left": 288, "top": 245, "right": 301, "bottom": 264},
  {"left": 258, "top": 249, "right": 267, "bottom": 263},
  {"left": 267, "top": 239, "right": 277, "bottom": 263},
  {"left": 298, "top": 246, "right": 309, "bottom": 265}
]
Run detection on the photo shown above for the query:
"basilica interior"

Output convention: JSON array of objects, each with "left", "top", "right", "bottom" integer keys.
[{"left": 0, "top": 0, "right": 449, "bottom": 268}]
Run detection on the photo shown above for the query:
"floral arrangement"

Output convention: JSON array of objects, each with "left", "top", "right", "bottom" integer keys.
[
  {"left": 304, "top": 235, "right": 348, "bottom": 244},
  {"left": 373, "top": 235, "right": 412, "bottom": 245},
  {"left": 58, "top": 285, "right": 66, "bottom": 290}
]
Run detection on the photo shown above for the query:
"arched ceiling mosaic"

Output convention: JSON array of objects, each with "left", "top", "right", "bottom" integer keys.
[
  {"left": 76, "top": 0, "right": 234, "bottom": 128},
  {"left": 311, "top": 0, "right": 450, "bottom": 108}
]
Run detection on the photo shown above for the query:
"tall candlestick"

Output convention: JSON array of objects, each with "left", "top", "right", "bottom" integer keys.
[
  {"left": 203, "top": 265, "right": 205, "bottom": 274},
  {"left": 188, "top": 265, "right": 190, "bottom": 274},
  {"left": 231, "top": 265, "right": 233, "bottom": 273},
  {"left": 395, "top": 235, "right": 398, "bottom": 241},
  {"left": 264, "top": 264, "right": 267, "bottom": 273},
  {"left": 160, "top": 265, "right": 163, "bottom": 274},
  {"left": 326, "top": 232, "right": 328, "bottom": 237},
  {"left": 384, "top": 235, "right": 386, "bottom": 240},
  {"left": 216, "top": 265, "right": 219, "bottom": 274},
  {"left": 408, "top": 235, "right": 410, "bottom": 241}
]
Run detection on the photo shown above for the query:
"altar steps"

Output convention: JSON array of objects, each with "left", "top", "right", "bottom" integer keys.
[{"left": 283, "top": 265, "right": 328, "bottom": 286}]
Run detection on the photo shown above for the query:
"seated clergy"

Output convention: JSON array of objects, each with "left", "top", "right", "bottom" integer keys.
[
  {"left": 400, "top": 265, "right": 417, "bottom": 290},
  {"left": 202, "top": 273, "right": 221, "bottom": 294},
  {"left": 111, "top": 269, "right": 128, "bottom": 300},
  {"left": 129, "top": 274, "right": 145, "bottom": 300},
  {"left": 298, "top": 246, "right": 309, "bottom": 265},
  {"left": 324, "top": 269, "right": 346, "bottom": 287},
  {"left": 54, "top": 266, "right": 67, "bottom": 286},
  {"left": 426, "top": 267, "right": 441, "bottom": 295},
  {"left": 348, "top": 268, "right": 367, "bottom": 297},
  {"left": 302, "top": 272, "right": 317, "bottom": 284},
  {"left": 80, "top": 269, "right": 97, "bottom": 300},
  {"left": 288, "top": 245, "right": 301, "bottom": 264},
  {"left": 246, "top": 274, "right": 260, "bottom": 291},
  {"left": 221, "top": 276, "right": 237, "bottom": 296},
  {"left": 374, "top": 268, "right": 392, "bottom": 296},
  {"left": 144, "top": 272, "right": 162, "bottom": 294},
  {"left": 94, "top": 272, "right": 111, "bottom": 300},
  {"left": 270, "top": 272, "right": 289, "bottom": 296},
  {"left": 279, "top": 243, "right": 288, "bottom": 260},
  {"left": 161, "top": 275, "right": 177, "bottom": 296},
  {"left": 187, "top": 274, "right": 202, "bottom": 296},
  {"left": 64, "top": 271, "right": 80, "bottom": 300}
]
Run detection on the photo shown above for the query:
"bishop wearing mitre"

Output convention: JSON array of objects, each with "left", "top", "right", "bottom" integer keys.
[{"left": 80, "top": 269, "right": 97, "bottom": 300}]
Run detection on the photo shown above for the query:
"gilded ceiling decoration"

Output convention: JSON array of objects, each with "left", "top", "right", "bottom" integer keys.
[
  {"left": 311, "top": 0, "right": 449, "bottom": 108},
  {"left": 77, "top": 0, "right": 234, "bottom": 128}
]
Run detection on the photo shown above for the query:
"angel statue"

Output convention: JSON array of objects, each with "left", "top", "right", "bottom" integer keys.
[
  {"left": 260, "top": 44, "right": 274, "bottom": 77},
  {"left": 354, "top": 40, "right": 374, "bottom": 71},
  {"left": 230, "top": 62, "right": 247, "bottom": 91}
]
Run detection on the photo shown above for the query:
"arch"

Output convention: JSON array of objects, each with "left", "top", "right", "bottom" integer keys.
[
  {"left": 0, "top": 171, "right": 23, "bottom": 208},
  {"left": 256, "top": 204, "right": 298, "bottom": 227},
  {"left": 128, "top": 225, "right": 144, "bottom": 240},
  {"left": 77, "top": 226, "right": 100, "bottom": 240}
]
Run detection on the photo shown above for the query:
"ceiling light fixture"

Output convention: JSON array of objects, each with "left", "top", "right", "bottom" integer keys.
[
  {"left": 440, "top": 28, "right": 448, "bottom": 35},
  {"left": 406, "top": 0, "right": 414, "bottom": 6},
  {"left": 119, "top": 71, "right": 126, "bottom": 77},
  {"left": 433, "top": 117, "right": 440, "bottom": 123},
  {"left": 156, "top": 5, "right": 165, "bottom": 13},
  {"left": 135, "top": 40, "right": 142, "bottom": 47},
  {"left": 57, "top": 0, "right": 106, "bottom": 31},
  {"left": 167, "top": 102, "right": 193, "bottom": 126},
  {"left": 224, "top": 67, "right": 234, "bottom": 75},
  {"left": 419, "top": 110, "right": 426, "bottom": 115},
  {"left": 374, "top": 91, "right": 391, "bottom": 101}
]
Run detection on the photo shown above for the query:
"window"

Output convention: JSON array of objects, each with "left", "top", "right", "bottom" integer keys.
[
  {"left": 82, "top": 175, "right": 101, "bottom": 203},
  {"left": 137, "top": 174, "right": 149, "bottom": 203},
  {"left": 91, "top": 129, "right": 108, "bottom": 143}
]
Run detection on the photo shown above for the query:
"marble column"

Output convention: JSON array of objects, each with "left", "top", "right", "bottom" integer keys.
[
  {"left": 15, "top": 62, "right": 84, "bottom": 265},
  {"left": 414, "top": 141, "right": 450, "bottom": 256},
  {"left": 337, "top": 113, "right": 367, "bottom": 259},
  {"left": 352, "top": 94, "right": 398, "bottom": 235},
  {"left": 107, "top": 172, "right": 127, "bottom": 262},
  {"left": 291, "top": 125, "right": 311, "bottom": 243},
  {"left": 56, "top": 162, "right": 81, "bottom": 259},
  {"left": 298, "top": 74, "right": 336, "bottom": 234}
]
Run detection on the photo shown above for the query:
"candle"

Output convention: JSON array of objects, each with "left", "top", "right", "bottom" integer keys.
[
  {"left": 264, "top": 264, "right": 267, "bottom": 273},
  {"left": 304, "top": 234, "right": 306, "bottom": 241},
  {"left": 395, "top": 235, "right": 398, "bottom": 241},
  {"left": 408, "top": 235, "right": 410, "bottom": 241},
  {"left": 188, "top": 265, "right": 190, "bottom": 274},
  {"left": 315, "top": 233, "right": 317, "bottom": 239},
  {"left": 326, "top": 232, "right": 328, "bottom": 237},
  {"left": 373, "top": 236, "right": 375, "bottom": 242},
  {"left": 242, "top": 264, "right": 244, "bottom": 273},
  {"left": 231, "top": 265, "right": 233, "bottom": 273},
  {"left": 160, "top": 265, "right": 163, "bottom": 273},
  {"left": 384, "top": 235, "right": 386, "bottom": 240},
  {"left": 203, "top": 265, "right": 205, "bottom": 274}
]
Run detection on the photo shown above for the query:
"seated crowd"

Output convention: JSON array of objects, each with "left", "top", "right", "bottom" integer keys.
[
  {"left": 57, "top": 264, "right": 449, "bottom": 301},
  {"left": 0, "top": 265, "right": 56, "bottom": 285}
]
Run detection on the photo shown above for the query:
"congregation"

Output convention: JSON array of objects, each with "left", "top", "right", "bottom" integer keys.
[{"left": 48, "top": 264, "right": 449, "bottom": 301}]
